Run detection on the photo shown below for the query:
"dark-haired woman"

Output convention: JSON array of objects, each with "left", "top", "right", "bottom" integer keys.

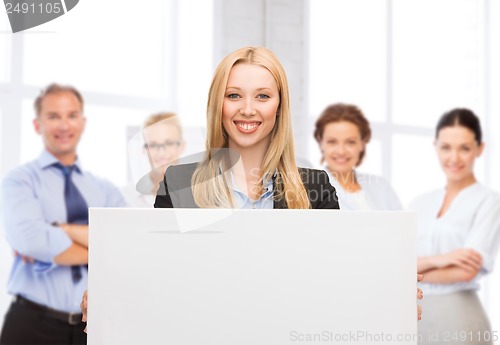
[{"left": 410, "top": 108, "right": 500, "bottom": 345}]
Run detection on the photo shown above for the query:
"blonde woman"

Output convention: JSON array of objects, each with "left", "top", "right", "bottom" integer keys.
[
  {"left": 123, "top": 113, "right": 185, "bottom": 207},
  {"left": 154, "top": 46, "right": 339, "bottom": 209}
]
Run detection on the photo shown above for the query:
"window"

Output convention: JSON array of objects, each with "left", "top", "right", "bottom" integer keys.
[
  {"left": 392, "top": 0, "right": 484, "bottom": 127},
  {"left": 0, "top": 36, "right": 10, "bottom": 83},
  {"left": 8, "top": 0, "right": 214, "bottom": 186},
  {"left": 23, "top": 0, "right": 170, "bottom": 98}
]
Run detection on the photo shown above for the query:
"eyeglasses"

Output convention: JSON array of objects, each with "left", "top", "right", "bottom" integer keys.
[{"left": 144, "top": 140, "right": 181, "bottom": 151}]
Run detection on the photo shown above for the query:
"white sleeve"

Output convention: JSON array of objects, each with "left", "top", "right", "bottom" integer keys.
[{"left": 464, "top": 193, "right": 500, "bottom": 273}]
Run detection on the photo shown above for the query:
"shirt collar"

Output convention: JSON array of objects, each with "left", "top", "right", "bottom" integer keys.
[
  {"left": 263, "top": 169, "right": 277, "bottom": 182},
  {"left": 229, "top": 169, "right": 274, "bottom": 197},
  {"left": 38, "top": 149, "right": 83, "bottom": 173}
]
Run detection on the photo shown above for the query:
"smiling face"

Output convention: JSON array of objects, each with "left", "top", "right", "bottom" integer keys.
[
  {"left": 435, "top": 125, "right": 483, "bottom": 185},
  {"left": 33, "top": 91, "right": 86, "bottom": 165},
  {"left": 222, "top": 63, "right": 280, "bottom": 156},
  {"left": 320, "top": 121, "right": 365, "bottom": 175},
  {"left": 143, "top": 122, "right": 184, "bottom": 168}
]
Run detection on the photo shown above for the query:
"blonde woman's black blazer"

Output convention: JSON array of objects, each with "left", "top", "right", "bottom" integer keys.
[{"left": 154, "top": 162, "right": 339, "bottom": 209}]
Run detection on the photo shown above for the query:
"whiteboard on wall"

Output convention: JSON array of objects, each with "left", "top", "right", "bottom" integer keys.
[{"left": 88, "top": 208, "right": 417, "bottom": 345}]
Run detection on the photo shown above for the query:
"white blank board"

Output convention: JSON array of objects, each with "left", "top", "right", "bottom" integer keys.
[{"left": 88, "top": 208, "right": 417, "bottom": 345}]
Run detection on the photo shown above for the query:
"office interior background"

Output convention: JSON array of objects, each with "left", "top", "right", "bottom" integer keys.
[{"left": 1, "top": 0, "right": 500, "bottom": 338}]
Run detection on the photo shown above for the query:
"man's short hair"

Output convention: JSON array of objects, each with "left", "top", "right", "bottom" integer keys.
[{"left": 34, "top": 83, "right": 84, "bottom": 117}]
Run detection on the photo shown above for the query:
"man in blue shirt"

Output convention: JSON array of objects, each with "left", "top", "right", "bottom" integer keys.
[{"left": 0, "top": 83, "right": 127, "bottom": 345}]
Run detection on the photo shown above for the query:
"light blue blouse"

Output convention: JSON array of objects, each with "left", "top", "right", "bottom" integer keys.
[{"left": 230, "top": 172, "right": 274, "bottom": 209}]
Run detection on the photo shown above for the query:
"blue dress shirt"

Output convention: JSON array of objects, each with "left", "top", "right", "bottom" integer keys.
[
  {"left": 231, "top": 173, "right": 274, "bottom": 209},
  {"left": 1, "top": 150, "right": 127, "bottom": 313}
]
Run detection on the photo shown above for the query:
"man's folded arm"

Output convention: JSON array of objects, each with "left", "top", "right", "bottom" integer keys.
[{"left": 2, "top": 172, "right": 75, "bottom": 262}]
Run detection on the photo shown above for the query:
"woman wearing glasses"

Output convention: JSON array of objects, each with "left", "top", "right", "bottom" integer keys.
[{"left": 123, "top": 113, "right": 185, "bottom": 207}]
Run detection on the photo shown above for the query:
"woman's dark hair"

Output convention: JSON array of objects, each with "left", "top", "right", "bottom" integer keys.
[
  {"left": 436, "top": 108, "right": 482, "bottom": 145},
  {"left": 314, "top": 103, "right": 371, "bottom": 166}
]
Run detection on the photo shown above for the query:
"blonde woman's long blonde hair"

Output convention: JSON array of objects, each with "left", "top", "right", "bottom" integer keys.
[{"left": 191, "top": 46, "right": 310, "bottom": 209}]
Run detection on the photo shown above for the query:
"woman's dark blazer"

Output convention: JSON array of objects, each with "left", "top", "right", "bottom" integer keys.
[{"left": 154, "top": 163, "right": 339, "bottom": 209}]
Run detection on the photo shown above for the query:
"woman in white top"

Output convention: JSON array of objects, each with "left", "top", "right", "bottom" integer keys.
[
  {"left": 122, "top": 113, "right": 185, "bottom": 207},
  {"left": 410, "top": 108, "right": 500, "bottom": 345},
  {"left": 314, "top": 103, "right": 402, "bottom": 210}
]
